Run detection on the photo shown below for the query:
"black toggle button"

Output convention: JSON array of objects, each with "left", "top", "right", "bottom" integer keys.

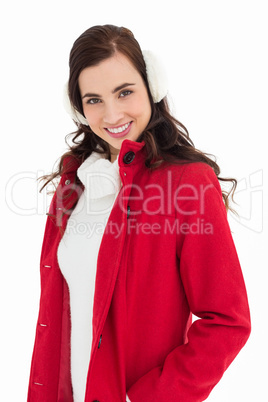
[
  {"left": 123, "top": 151, "right": 135, "bottom": 164},
  {"left": 127, "top": 205, "right": 130, "bottom": 219},
  {"left": 98, "top": 334, "right": 102, "bottom": 349}
]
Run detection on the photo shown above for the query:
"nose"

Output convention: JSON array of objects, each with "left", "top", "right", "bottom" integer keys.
[{"left": 103, "top": 101, "right": 124, "bottom": 126}]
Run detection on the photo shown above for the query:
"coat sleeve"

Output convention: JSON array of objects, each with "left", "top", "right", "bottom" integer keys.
[{"left": 127, "top": 162, "right": 251, "bottom": 402}]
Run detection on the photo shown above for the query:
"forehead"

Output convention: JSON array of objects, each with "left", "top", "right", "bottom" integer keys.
[{"left": 78, "top": 52, "right": 142, "bottom": 93}]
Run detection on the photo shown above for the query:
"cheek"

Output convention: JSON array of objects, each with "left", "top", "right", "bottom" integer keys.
[
  {"left": 130, "top": 95, "right": 151, "bottom": 120},
  {"left": 84, "top": 108, "right": 101, "bottom": 128}
]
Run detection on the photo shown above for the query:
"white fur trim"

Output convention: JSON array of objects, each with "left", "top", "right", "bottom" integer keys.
[
  {"left": 126, "top": 394, "right": 131, "bottom": 402},
  {"left": 63, "top": 82, "right": 89, "bottom": 126},
  {"left": 142, "top": 49, "right": 169, "bottom": 103}
]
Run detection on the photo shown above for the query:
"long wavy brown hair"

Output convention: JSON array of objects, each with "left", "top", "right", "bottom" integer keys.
[{"left": 40, "top": 24, "right": 237, "bottom": 211}]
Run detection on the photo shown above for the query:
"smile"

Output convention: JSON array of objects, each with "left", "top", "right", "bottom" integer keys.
[
  {"left": 104, "top": 122, "right": 133, "bottom": 138},
  {"left": 106, "top": 122, "right": 131, "bottom": 134}
]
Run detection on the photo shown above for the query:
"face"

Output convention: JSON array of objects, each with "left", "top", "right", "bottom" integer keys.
[{"left": 78, "top": 52, "right": 152, "bottom": 162}]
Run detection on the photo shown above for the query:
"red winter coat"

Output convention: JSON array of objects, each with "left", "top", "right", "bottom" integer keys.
[{"left": 27, "top": 139, "right": 251, "bottom": 402}]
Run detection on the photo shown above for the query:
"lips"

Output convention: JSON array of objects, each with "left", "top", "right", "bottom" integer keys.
[
  {"left": 104, "top": 121, "right": 133, "bottom": 138},
  {"left": 106, "top": 122, "right": 131, "bottom": 134}
]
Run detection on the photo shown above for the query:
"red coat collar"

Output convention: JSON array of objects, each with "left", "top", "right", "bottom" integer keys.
[{"left": 62, "top": 139, "right": 147, "bottom": 175}]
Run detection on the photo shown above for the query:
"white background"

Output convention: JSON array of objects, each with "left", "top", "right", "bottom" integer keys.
[{"left": 1, "top": 0, "right": 267, "bottom": 400}]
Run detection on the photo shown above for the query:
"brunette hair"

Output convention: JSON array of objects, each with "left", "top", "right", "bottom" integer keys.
[{"left": 41, "top": 24, "right": 236, "bottom": 211}]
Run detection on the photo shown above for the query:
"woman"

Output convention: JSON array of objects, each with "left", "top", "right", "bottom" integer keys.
[{"left": 27, "top": 25, "right": 251, "bottom": 402}]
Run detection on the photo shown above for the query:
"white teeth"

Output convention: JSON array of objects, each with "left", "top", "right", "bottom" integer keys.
[{"left": 106, "top": 122, "right": 130, "bottom": 134}]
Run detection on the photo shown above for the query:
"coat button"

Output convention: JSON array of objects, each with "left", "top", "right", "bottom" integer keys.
[
  {"left": 123, "top": 151, "right": 135, "bottom": 164},
  {"left": 92, "top": 400, "right": 100, "bottom": 402},
  {"left": 65, "top": 179, "right": 71, "bottom": 185},
  {"left": 127, "top": 205, "right": 130, "bottom": 219},
  {"left": 98, "top": 334, "right": 102, "bottom": 349}
]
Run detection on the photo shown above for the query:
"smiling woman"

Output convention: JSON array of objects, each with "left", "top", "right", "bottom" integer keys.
[
  {"left": 78, "top": 53, "right": 152, "bottom": 160},
  {"left": 27, "top": 24, "right": 251, "bottom": 402}
]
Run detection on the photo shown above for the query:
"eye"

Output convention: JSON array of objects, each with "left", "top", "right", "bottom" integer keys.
[
  {"left": 119, "top": 90, "right": 133, "bottom": 98},
  {"left": 86, "top": 98, "right": 101, "bottom": 105}
]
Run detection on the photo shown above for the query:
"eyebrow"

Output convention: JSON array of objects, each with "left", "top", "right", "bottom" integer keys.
[{"left": 82, "top": 83, "right": 136, "bottom": 99}]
